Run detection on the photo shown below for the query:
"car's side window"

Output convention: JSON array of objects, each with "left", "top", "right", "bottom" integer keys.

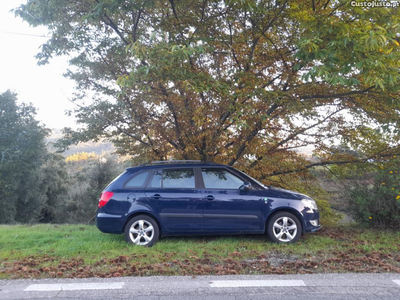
[
  {"left": 163, "top": 169, "right": 195, "bottom": 188},
  {"left": 202, "top": 169, "right": 244, "bottom": 189},
  {"left": 148, "top": 169, "right": 195, "bottom": 188},
  {"left": 124, "top": 171, "right": 150, "bottom": 188}
]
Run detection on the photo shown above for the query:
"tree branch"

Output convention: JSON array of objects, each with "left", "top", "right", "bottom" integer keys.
[
  {"left": 228, "top": 120, "right": 262, "bottom": 166},
  {"left": 260, "top": 153, "right": 399, "bottom": 178},
  {"left": 168, "top": 0, "right": 180, "bottom": 21},
  {"left": 300, "top": 87, "right": 374, "bottom": 100},
  {"left": 249, "top": 108, "right": 344, "bottom": 168},
  {"left": 65, "top": 96, "right": 150, "bottom": 147}
]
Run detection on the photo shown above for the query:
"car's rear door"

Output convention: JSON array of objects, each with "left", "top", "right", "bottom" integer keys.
[
  {"left": 200, "top": 168, "right": 262, "bottom": 232},
  {"left": 145, "top": 167, "right": 203, "bottom": 233}
]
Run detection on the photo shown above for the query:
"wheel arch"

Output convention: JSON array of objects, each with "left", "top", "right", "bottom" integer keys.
[
  {"left": 122, "top": 211, "right": 163, "bottom": 237},
  {"left": 265, "top": 208, "right": 305, "bottom": 235}
]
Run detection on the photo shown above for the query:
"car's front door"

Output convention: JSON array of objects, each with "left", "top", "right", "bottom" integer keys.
[
  {"left": 201, "top": 168, "right": 262, "bottom": 232},
  {"left": 145, "top": 168, "right": 203, "bottom": 233}
]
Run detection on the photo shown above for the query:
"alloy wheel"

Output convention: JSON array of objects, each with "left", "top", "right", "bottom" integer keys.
[
  {"left": 272, "top": 216, "right": 298, "bottom": 242},
  {"left": 129, "top": 220, "right": 155, "bottom": 245}
]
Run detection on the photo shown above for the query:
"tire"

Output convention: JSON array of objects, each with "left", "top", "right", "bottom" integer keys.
[
  {"left": 267, "top": 211, "right": 301, "bottom": 243},
  {"left": 124, "top": 215, "right": 159, "bottom": 247}
]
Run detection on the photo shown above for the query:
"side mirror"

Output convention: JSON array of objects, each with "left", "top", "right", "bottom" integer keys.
[{"left": 241, "top": 182, "right": 252, "bottom": 190}]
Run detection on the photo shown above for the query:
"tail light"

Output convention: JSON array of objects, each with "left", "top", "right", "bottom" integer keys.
[{"left": 98, "top": 191, "right": 114, "bottom": 208}]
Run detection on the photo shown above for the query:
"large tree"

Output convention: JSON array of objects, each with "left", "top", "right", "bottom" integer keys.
[
  {"left": 15, "top": 0, "right": 400, "bottom": 186},
  {"left": 0, "top": 91, "right": 68, "bottom": 223}
]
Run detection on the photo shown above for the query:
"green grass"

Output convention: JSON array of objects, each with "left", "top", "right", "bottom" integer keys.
[{"left": 0, "top": 224, "right": 399, "bottom": 279}]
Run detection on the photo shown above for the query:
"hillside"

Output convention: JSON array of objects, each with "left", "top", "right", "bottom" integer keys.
[{"left": 46, "top": 129, "right": 115, "bottom": 156}]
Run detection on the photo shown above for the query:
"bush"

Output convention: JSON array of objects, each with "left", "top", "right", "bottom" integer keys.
[
  {"left": 345, "top": 159, "right": 400, "bottom": 229},
  {"left": 55, "top": 155, "right": 126, "bottom": 224}
]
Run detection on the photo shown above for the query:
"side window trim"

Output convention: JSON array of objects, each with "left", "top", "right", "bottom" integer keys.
[
  {"left": 146, "top": 169, "right": 163, "bottom": 188},
  {"left": 194, "top": 167, "right": 203, "bottom": 189}
]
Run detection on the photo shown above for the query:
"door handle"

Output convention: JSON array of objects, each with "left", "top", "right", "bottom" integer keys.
[
  {"left": 205, "top": 195, "right": 215, "bottom": 201},
  {"left": 153, "top": 194, "right": 161, "bottom": 199}
]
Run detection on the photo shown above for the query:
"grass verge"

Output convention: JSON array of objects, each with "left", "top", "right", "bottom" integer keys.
[{"left": 0, "top": 224, "right": 399, "bottom": 279}]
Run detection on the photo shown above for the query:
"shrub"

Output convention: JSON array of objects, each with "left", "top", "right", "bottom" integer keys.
[
  {"left": 345, "top": 159, "right": 400, "bottom": 229},
  {"left": 55, "top": 155, "right": 126, "bottom": 224}
]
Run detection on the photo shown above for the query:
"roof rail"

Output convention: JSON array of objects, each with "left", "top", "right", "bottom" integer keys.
[{"left": 150, "top": 160, "right": 202, "bottom": 164}]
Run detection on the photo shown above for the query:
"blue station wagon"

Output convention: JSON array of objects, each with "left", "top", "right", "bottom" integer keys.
[{"left": 96, "top": 160, "right": 320, "bottom": 246}]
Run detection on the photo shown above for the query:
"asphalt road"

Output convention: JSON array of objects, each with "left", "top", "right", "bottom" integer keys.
[{"left": 1, "top": 273, "right": 399, "bottom": 300}]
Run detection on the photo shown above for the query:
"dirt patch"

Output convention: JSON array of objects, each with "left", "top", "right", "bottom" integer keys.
[
  {"left": 245, "top": 252, "right": 299, "bottom": 267},
  {"left": 2, "top": 248, "right": 399, "bottom": 279}
]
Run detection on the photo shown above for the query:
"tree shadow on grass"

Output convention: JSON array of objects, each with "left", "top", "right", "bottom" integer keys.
[
  {"left": 102, "top": 232, "right": 269, "bottom": 244},
  {"left": 159, "top": 234, "right": 268, "bottom": 244}
]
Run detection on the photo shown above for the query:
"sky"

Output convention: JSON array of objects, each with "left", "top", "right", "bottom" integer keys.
[{"left": 0, "top": 1, "right": 76, "bottom": 129}]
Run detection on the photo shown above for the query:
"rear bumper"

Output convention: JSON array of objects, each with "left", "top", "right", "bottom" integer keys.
[{"left": 96, "top": 212, "right": 125, "bottom": 234}]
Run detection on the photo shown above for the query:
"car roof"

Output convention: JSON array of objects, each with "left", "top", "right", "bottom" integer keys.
[{"left": 126, "top": 160, "right": 226, "bottom": 172}]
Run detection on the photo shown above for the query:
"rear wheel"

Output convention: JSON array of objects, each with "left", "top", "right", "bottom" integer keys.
[
  {"left": 124, "top": 215, "right": 159, "bottom": 247},
  {"left": 267, "top": 212, "right": 301, "bottom": 243}
]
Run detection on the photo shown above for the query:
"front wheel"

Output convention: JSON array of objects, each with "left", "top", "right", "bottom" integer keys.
[
  {"left": 124, "top": 215, "right": 159, "bottom": 247},
  {"left": 267, "top": 212, "right": 301, "bottom": 243}
]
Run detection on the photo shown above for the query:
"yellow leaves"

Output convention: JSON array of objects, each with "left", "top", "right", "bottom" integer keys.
[
  {"left": 377, "top": 47, "right": 392, "bottom": 54},
  {"left": 65, "top": 152, "right": 98, "bottom": 163},
  {"left": 384, "top": 48, "right": 393, "bottom": 54},
  {"left": 378, "top": 40, "right": 398, "bottom": 54}
]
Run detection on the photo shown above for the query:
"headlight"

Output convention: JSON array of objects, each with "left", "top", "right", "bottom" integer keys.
[{"left": 302, "top": 199, "right": 318, "bottom": 211}]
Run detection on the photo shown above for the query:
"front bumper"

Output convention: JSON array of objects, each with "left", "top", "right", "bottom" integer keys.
[
  {"left": 309, "top": 224, "right": 322, "bottom": 232},
  {"left": 303, "top": 210, "right": 321, "bottom": 233}
]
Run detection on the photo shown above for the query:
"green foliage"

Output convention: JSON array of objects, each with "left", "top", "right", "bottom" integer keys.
[
  {"left": 296, "top": 1, "right": 400, "bottom": 91},
  {"left": 338, "top": 157, "right": 400, "bottom": 229},
  {"left": 0, "top": 91, "right": 128, "bottom": 224},
  {"left": 55, "top": 155, "right": 125, "bottom": 223},
  {"left": 0, "top": 91, "right": 56, "bottom": 223},
  {"left": 38, "top": 154, "right": 69, "bottom": 223}
]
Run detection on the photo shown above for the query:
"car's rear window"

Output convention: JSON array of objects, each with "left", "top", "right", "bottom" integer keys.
[{"left": 124, "top": 171, "right": 150, "bottom": 188}]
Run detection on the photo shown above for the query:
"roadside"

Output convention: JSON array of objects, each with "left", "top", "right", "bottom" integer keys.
[
  {"left": 0, "top": 224, "right": 399, "bottom": 279},
  {"left": 0, "top": 273, "right": 399, "bottom": 300}
]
